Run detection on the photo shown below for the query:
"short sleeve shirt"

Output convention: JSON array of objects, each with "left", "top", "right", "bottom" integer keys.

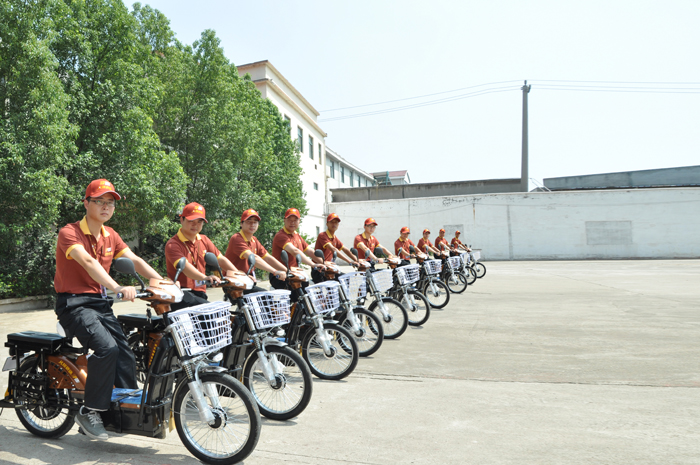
[
  {"left": 451, "top": 237, "right": 463, "bottom": 248},
  {"left": 315, "top": 231, "right": 344, "bottom": 262},
  {"left": 353, "top": 232, "right": 380, "bottom": 260},
  {"left": 435, "top": 236, "right": 450, "bottom": 252},
  {"left": 54, "top": 217, "right": 130, "bottom": 294},
  {"left": 165, "top": 229, "right": 221, "bottom": 292},
  {"left": 394, "top": 238, "right": 415, "bottom": 256},
  {"left": 272, "top": 227, "right": 310, "bottom": 268},
  {"left": 417, "top": 238, "right": 433, "bottom": 254},
  {"left": 225, "top": 231, "right": 269, "bottom": 273}
]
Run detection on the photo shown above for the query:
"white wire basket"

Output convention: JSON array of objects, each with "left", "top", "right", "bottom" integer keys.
[
  {"left": 338, "top": 271, "right": 367, "bottom": 301},
  {"left": 168, "top": 301, "right": 232, "bottom": 356},
  {"left": 396, "top": 264, "right": 420, "bottom": 285},
  {"left": 370, "top": 269, "right": 394, "bottom": 293},
  {"left": 425, "top": 259, "right": 442, "bottom": 275},
  {"left": 448, "top": 256, "right": 462, "bottom": 270},
  {"left": 306, "top": 281, "right": 341, "bottom": 314},
  {"left": 460, "top": 252, "right": 470, "bottom": 266},
  {"left": 242, "top": 290, "right": 292, "bottom": 330},
  {"left": 472, "top": 251, "right": 481, "bottom": 261}
]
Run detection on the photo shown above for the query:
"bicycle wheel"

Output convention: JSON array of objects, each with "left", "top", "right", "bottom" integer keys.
[
  {"left": 421, "top": 279, "right": 450, "bottom": 309},
  {"left": 399, "top": 290, "right": 431, "bottom": 326},
  {"left": 340, "top": 307, "right": 384, "bottom": 357},
  {"left": 474, "top": 262, "right": 487, "bottom": 278},
  {"left": 14, "top": 356, "right": 75, "bottom": 439},
  {"left": 368, "top": 297, "right": 408, "bottom": 339},
  {"left": 445, "top": 271, "right": 468, "bottom": 294},
  {"left": 243, "top": 345, "right": 313, "bottom": 421},
  {"left": 174, "top": 373, "right": 261, "bottom": 465},
  {"left": 464, "top": 266, "right": 477, "bottom": 285},
  {"left": 302, "top": 323, "right": 359, "bottom": 380}
]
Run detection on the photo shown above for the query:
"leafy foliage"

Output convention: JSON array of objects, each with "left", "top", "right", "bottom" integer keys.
[{"left": 0, "top": 0, "right": 305, "bottom": 298}]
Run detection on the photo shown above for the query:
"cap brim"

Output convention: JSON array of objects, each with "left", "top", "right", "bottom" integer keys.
[
  {"left": 86, "top": 190, "right": 122, "bottom": 200},
  {"left": 242, "top": 214, "right": 261, "bottom": 221},
  {"left": 183, "top": 214, "right": 208, "bottom": 223}
]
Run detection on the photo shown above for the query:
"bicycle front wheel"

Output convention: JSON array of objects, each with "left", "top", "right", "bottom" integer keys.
[
  {"left": 445, "top": 271, "right": 468, "bottom": 294},
  {"left": 474, "top": 262, "right": 487, "bottom": 278},
  {"left": 400, "top": 290, "right": 431, "bottom": 326},
  {"left": 243, "top": 345, "right": 313, "bottom": 421},
  {"left": 368, "top": 297, "right": 408, "bottom": 339},
  {"left": 422, "top": 279, "right": 450, "bottom": 309},
  {"left": 340, "top": 307, "right": 384, "bottom": 357},
  {"left": 174, "top": 373, "right": 261, "bottom": 465},
  {"left": 302, "top": 323, "right": 359, "bottom": 380},
  {"left": 464, "top": 266, "right": 477, "bottom": 285}
]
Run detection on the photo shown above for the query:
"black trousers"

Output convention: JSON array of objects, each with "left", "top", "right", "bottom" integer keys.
[
  {"left": 269, "top": 274, "right": 308, "bottom": 302},
  {"left": 56, "top": 294, "right": 137, "bottom": 411},
  {"left": 170, "top": 290, "right": 208, "bottom": 312},
  {"left": 311, "top": 268, "right": 326, "bottom": 284}
]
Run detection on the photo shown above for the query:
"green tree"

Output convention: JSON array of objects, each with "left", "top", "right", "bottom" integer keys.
[
  {"left": 150, "top": 28, "right": 306, "bottom": 251},
  {"left": 49, "top": 0, "right": 188, "bottom": 250},
  {"left": 0, "top": 0, "right": 77, "bottom": 298}
]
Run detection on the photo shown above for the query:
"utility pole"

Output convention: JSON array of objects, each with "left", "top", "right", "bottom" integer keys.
[{"left": 521, "top": 80, "right": 531, "bottom": 192}]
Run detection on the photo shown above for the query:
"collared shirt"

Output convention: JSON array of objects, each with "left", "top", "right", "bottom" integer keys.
[
  {"left": 435, "top": 236, "right": 450, "bottom": 252},
  {"left": 417, "top": 238, "right": 433, "bottom": 253},
  {"left": 164, "top": 229, "right": 221, "bottom": 292},
  {"left": 394, "top": 237, "right": 415, "bottom": 256},
  {"left": 353, "top": 232, "right": 381, "bottom": 260},
  {"left": 54, "top": 217, "right": 129, "bottom": 294},
  {"left": 225, "top": 231, "right": 269, "bottom": 273},
  {"left": 315, "top": 230, "right": 344, "bottom": 262},
  {"left": 451, "top": 237, "right": 463, "bottom": 248},
  {"left": 272, "top": 227, "right": 310, "bottom": 267}
]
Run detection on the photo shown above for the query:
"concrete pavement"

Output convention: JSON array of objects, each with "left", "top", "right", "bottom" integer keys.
[{"left": 0, "top": 260, "right": 699, "bottom": 464}]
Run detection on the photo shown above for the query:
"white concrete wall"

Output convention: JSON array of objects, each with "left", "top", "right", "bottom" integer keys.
[{"left": 329, "top": 188, "right": 700, "bottom": 260}]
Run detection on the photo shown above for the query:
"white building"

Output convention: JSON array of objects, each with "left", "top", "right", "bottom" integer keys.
[
  {"left": 325, "top": 146, "right": 376, "bottom": 202},
  {"left": 237, "top": 60, "right": 328, "bottom": 237}
]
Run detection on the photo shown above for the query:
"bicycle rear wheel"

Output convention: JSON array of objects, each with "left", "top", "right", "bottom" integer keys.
[{"left": 421, "top": 279, "right": 450, "bottom": 309}]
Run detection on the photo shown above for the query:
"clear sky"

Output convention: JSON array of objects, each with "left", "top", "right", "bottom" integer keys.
[{"left": 127, "top": 0, "right": 700, "bottom": 187}]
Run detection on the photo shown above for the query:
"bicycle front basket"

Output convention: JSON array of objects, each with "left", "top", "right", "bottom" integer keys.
[
  {"left": 241, "top": 290, "right": 292, "bottom": 330},
  {"left": 338, "top": 271, "right": 367, "bottom": 301},
  {"left": 306, "top": 281, "right": 341, "bottom": 314},
  {"left": 370, "top": 269, "right": 393, "bottom": 293},
  {"left": 448, "top": 256, "right": 462, "bottom": 270},
  {"left": 396, "top": 264, "right": 420, "bottom": 285},
  {"left": 168, "top": 301, "right": 232, "bottom": 356},
  {"left": 425, "top": 259, "right": 442, "bottom": 275}
]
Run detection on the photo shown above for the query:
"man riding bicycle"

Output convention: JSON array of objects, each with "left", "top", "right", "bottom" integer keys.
[
  {"left": 54, "top": 179, "right": 163, "bottom": 440},
  {"left": 353, "top": 218, "right": 395, "bottom": 267},
  {"left": 312, "top": 213, "right": 359, "bottom": 283},
  {"left": 225, "top": 208, "right": 287, "bottom": 293},
  {"left": 417, "top": 229, "right": 441, "bottom": 256},
  {"left": 394, "top": 227, "right": 416, "bottom": 266},
  {"left": 164, "top": 202, "right": 239, "bottom": 311}
]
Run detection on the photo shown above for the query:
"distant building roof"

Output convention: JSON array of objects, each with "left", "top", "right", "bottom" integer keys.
[{"left": 544, "top": 165, "right": 700, "bottom": 191}]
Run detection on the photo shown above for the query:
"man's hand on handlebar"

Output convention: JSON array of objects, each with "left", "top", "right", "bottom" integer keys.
[{"left": 115, "top": 285, "right": 137, "bottom": 302}]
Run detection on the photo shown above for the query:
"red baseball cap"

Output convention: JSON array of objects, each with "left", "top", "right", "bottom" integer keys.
[
  {"left": 327, "top": 213, "right": 341, "bottom": 223},
  {"left": 439, "top": 228, "right": 445, "bottom": 233},
  {"left": 180, "top": 202, "right": 207, "bottom": 223},
  {"left": 285, "top": 208, "right": 301, "bottom": 219},
  {"left": 400, "top": 227, "right": 410, "bottom": 234},
  {"left": 241, "top": 208, "right": 261, "bottom": 222},
  {"left": 423, "top": 229, "right": 431, "bottom": 234},
  {"left": 84, "top": 179, "right": 121, "bottom": 200},
  {"left": 455, "top": 230, "right": 461, "bottom": 234},
  {"left": 364, "top": 218, "right": 378, "bottom": 226}
]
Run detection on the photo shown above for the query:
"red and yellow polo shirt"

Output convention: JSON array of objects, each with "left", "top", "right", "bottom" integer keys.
[
  {"left": 272, "top": 227, "right": 311, "bottom": 267},
  {"left": 54, "top": 217, "right": 129, "bottom": 294},
  {"left": 394, "top": 237, "right": 415, "bottom": 257},
  {"left": 165, "top": 229, "right": 222, "bottom": 292},
  {"left": 225, "top": 231, "right": 269, "bottom": 273},
  {"left": 417, "top": 238, "right": 433, "bottom": 254},
  {"left": 315, "top": 230, "right": 344, "bottom": 262},
  {"left": 353, "top": 232, "right": 380, "bottom": 260}
]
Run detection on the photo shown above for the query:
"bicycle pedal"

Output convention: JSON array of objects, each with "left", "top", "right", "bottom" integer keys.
[{"left": 78, "top": 426, "right": 86, "bottom": 436}]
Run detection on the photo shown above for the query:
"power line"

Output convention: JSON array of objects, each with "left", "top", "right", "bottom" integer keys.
[
  {"left": 320, "top": 80, "right": 522, "bottom": 112},
  {"left": 319, "top": 86, "right": 521, "bottom": 122}
]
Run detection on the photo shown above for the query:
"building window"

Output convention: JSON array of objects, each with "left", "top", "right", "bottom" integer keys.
[
  {"left": 316, "top": 226, "right": 320, "bottom": 236},
  {"left": 297, "top": 127, "right": 303, "bottom": 152},
  {"left": 329, "top": 160, "right": 335, "bottom": 179},
  {"left": 313, "top": 182, "right": 319, "bottom": 191},
  {"left": 359, "top": 177, "right": 363, "bottom": 187},
  {"left": 308, "top": 136, "right": 314, "bottom": 159},
  {"left": 349, "top": 170, "right": 354, "bottom": 187},
  {"left": 284, "top": 115, "right": 291, "bottom": 135},
  {"left": 341, "top": 166, "right": 345, "bottom": 183},
  {"left": 318, "top": 144, "right": 322, "bottom": 163}
]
